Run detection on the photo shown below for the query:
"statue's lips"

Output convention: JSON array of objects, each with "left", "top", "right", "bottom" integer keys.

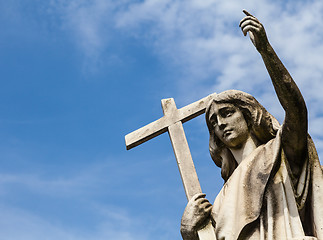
[{"left": 223, "top": 129, "right": 233, "bottom": 137}]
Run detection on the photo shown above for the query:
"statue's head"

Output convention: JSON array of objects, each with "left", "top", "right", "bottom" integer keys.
[{"left": 205, "top": 90, "right": 280, "bottom": 181}]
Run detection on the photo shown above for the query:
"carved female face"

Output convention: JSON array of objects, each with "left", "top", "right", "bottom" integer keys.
[{"left": 209, "top": 102, "right": 250, "bottom": 149}]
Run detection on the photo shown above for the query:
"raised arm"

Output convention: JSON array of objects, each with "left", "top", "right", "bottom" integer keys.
[{"left": 239, "top": 10, "right": 308, "bottom": 169}]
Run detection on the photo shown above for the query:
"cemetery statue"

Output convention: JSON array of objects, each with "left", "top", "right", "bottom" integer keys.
[{"left": 180, "top": 10, "right": 323, "bottom": 240}]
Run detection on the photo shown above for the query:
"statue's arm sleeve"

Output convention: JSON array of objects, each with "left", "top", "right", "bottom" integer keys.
[{"left": 259, "top": 44, "right": 308, "bottom": 170}]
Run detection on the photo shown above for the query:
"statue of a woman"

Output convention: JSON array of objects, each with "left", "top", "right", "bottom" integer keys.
[{"left": 180, "top": 10, "right": 323, "bottom": 240}]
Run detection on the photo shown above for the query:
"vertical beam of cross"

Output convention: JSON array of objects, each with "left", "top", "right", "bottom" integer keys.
[
  {"left": 125, "top": 93, "right": 217, "bottom": 239},
  {"left": 161, "top": 98, "right": 202, "bottom": 200}
]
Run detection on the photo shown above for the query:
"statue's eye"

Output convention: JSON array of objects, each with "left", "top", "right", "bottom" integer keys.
[
  {"left": 221, "top": 109, "right": 234, "bottom": 118},
  {"left": 210, "top": 115, "right": 218, "bottom": 126}
]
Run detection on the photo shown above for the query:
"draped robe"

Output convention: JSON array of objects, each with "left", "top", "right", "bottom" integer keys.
[{"left": 211, "top": 130, "right": 323, "bottom": 240}]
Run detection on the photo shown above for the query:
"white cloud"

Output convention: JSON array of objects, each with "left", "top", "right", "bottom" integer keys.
[
  {"left": 114, "top": 0, "right": 323, "bottom": 157},
  {"left": 48, "top": 0, "right": 323, "bottom": 149},
  {"left": 115, "top": 0, "right": 323, "bottom": 97}
]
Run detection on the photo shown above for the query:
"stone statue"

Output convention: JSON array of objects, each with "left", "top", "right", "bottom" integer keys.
[{"left": 180, "top": 10, "right": 323, "bottom": 240}]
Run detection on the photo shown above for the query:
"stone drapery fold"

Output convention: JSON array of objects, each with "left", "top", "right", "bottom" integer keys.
[{"left": 211, "top": 131, "right": 323, "bottom": 240}]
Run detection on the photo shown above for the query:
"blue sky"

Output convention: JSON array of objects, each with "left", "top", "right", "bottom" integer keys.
[{"left": 1, "top": 0, "right": 323, "bottom": 239}]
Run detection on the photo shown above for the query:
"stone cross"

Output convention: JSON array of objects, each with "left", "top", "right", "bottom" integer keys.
[{"left": 125, "top": 93, "right": 217, "bottom": 239}]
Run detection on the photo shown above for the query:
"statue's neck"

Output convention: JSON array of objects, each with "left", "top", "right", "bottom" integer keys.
[{"left": 229, "top": 134, "right": 260, "bottom": 165}]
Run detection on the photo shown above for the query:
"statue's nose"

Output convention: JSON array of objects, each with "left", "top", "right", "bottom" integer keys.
[{"left": 217, "top": 118, "right": 226, "bottom": 130}]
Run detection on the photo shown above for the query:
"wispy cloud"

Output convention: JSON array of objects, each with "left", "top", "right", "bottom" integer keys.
[
  {"left": 0, "top": 156, "right": 181, "bottom": 239},
  {"left": 48, "top": 0, "right": 123, "bottom": 73},
  {"left": 51, "top": 0, "right": 112, "bottom": 53},
  {"left": 0, "top": 203, "right": 174, "bottom": 240},
  {"left": 47, "top": 0, "right": 323, "bottom": 146},
  {"left": 0, "top": 158, "right": 134, "bottom": 198},
  {"left": 115, "top": 0, "right": 323, "bottom": 97},
  {"left": 114, "top": 0, "right": 323, "bottom": 155}
]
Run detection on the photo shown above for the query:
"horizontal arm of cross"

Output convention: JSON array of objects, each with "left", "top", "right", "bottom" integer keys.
[{"left": 125, "top": 93, "right": 217, "bottom": 150}]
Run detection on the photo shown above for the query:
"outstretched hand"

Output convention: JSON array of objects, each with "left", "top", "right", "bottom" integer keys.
[{"left": 239, "top": 10, "right": 269, "bottom": 52}]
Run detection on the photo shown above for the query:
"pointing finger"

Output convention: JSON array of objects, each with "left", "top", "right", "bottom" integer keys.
[
  {"left": 243, "top": 9, "right": 260, "bottom": 22},
  {"left": 243, "top": 9, "right": 254, "bottom": 17}
]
